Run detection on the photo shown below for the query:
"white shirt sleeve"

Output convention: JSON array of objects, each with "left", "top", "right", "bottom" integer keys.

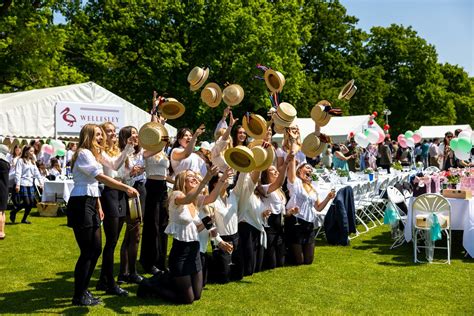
[
  {"left": 214, "top": 118, "right": 228, "bottom": 136},
  {"left": 75, "top": 150, "right": 103, "bottom": 178},
  {"left": 100, "top": 145, "right": 134, "bottom": 170}
]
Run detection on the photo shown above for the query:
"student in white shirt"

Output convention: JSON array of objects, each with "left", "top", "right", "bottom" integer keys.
[
  {"left": 49, "top": 158, "right": 62, "bottom": 178},
  {"left": 67, "top": 124, "right": 139, "bottom": 307},
  {"left": 286, "top": 146, "right": 335, "bottom": 266},
  {"left": 11, "top": 145, "right": 42, "bottom": 224},
  {"left": 211, "top": 108, "right": 237, "bottom": 172},
  {"left": 95, "top": 122, "right": 135, "bottom": 297},
  {"left": 170, "top": 126, "right": 206, "bottom": 178}
]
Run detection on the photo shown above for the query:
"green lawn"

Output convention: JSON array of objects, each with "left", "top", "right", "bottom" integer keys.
[{"left": 0, "top": 210, "right": 473, "bottom": 315}]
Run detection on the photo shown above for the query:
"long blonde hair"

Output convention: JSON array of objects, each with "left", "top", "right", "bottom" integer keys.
[
  {"left": 282, "top": 126, "right": 302, "bottom": 152},
  {"left": 101, "top": 122, "right": 120, "bottom": 157},
  {"left": 173, "top": 170, "right": 194, "bottom": 194},
  {"left": 71, "top": 124, "right": 104, "bottom": 170}
]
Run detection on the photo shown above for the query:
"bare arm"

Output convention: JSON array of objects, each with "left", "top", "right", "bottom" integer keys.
[
  {"left": 171, "top": 124, "right": 205, "bottom": 161},
  {"left": 267, "top": 151, "right": 294, "bottom": 194},
  {"left": 175, "top": 166, "right": 218, "bottom": 205},
  {"left": 95, "top": 174, "right": 138, "bottom": 197},
  {"left": 220, "top": 111, "right": 238, "bottom": 142},
  {"left": 314, "top": 191, "right": 335, "bottom": 212},
  {"left": 202, "top": 168, "right": 233, "bottom": 205}
]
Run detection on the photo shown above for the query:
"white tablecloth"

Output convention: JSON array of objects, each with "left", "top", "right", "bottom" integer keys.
[
  {"left": 41, "top": 180, "right": 75, "bottom": 203},
  {"left": 404, "top": 196, "right": 474, "bottom": 257}
]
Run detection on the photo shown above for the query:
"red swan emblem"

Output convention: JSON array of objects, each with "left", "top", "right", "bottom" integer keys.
[{"left": 61, "top": 107, "right": 77, "bottom": 127}]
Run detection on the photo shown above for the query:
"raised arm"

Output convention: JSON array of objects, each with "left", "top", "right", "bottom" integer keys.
[
  {"left": 202, "top": 168, "right": 233, "bottom": 205},
  {"left": 175, "top": 166, "right": 218, "bottom": 205},
  {"left": 220, "top": 111, "right": 238, "bottom": 142},
  {"left": 268, "top": 151, "right": 294, "bottom": 194},
  {"left": 171, "top": 124, "right": 205, "bottom": 161},
  {"left": 287, "top": 145, "right": 297, "bottom": 184},
  {"left": 214, "top": 106, "right": 230, "bottom": 136}
]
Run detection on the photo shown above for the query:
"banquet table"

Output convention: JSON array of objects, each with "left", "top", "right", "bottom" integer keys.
[
  {"left": 41, "top": 179, "right": 75, "bottom": 203},
  {"left": 404, "top": 196, "right": 474, "bottom": 257}
]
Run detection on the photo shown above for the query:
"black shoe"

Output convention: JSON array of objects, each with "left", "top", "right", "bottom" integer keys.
[
  {"left": 106, "top": 285, "right": 129, "bottom": 297},
  {"left": 128, "top": 274, "right": 144, "bottom": 284},
  {"left": 21, "top": 220, "right": 31, "bottom": 224},
  {"left": 10, "top": 212, "right": 16, "bottom": 223},
  {"left": 85, "top": 291, "right": 102, "bottom": 304},
  {"left": 72, "top": 294, "right": 100, "bottom": 306},
  {"left": 117, "top": 274, "right": 129, "bottom": 285},
  {"left": 95, "top": 279, "right": 108, "bottom": 291},
  {"left": 146, "top": 266, "right": 161, "bottom": 276}
]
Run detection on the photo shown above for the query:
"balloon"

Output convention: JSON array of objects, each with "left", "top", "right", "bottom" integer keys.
[
  {"left": 412, "top": 133, "right": 422, "bottom": 144},
  {"left": 55, "top": 148, "right": 66, "bottom": 157},
  {"left": 367, "top": 129, "right": 380, "bottom": 144},
  {"left": 458, "top": 130, "right": 472, "bottom": 140},
  {"left": 405, "top": 137, "right": 415, "bottom": 148},
  {"left": 383, "top": 124, "right": 390, "bottom": 131},
  {"left": 377, "top": 131, "right": 385, "bottom": 144},
  {"left": 50, "top": 139, "right": 65, "bottom": 151},
  {"left": 372, "top": 111, "right": 378, "bottom": 117},
  {"left": 42, "top": 144, "right": 54, "bottom": 155},
  {"left": 457, "top": 137, "right": 472, "bottom": 152},
  {"left": 404, "top": 130, "right": 414, "bottom": 139},
  {"left": 368, "top": 120, "right": 374, "bottom": 126},
  {"left": 454, "top": 150, "right": 470, "bottom": 161},
  {"left": 397, "top": 134, "right": 406, "bottom": 143},
  {"left": 354, "top": 132, "right": 369, "bottom": 148},
  {"left": 449, "top": 138, "right": 459, "bottom": 151},
  {"left": 399, "top": 138, "right": 407, "bottom": 148}
]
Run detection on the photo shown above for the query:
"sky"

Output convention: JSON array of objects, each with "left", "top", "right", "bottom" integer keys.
[{"left": 340, "top": 0, "right": 474, "bottom": 76}]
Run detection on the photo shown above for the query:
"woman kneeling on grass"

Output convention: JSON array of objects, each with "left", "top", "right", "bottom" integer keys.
[{"left": 67, "top": 124, "right": 139, "bottom": 306}]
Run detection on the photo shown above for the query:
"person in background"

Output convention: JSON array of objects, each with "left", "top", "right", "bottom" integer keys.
[
  {"left": 332, "top": 144, "right": 353, "bottom": 172},
  {"left": 321, "top": 147, "right": 333, "bottom": 169},
  {"left": 170, "top": 126, "right": 206, "bottom": 178},
  {"left": 429, "top": 138, "right": 440, "bottom": 168},
  {"left": 346, "top": 139, "right": 357, "bottom": 172},
  {"left": 378, "top": 137, "right": 392, "bottom": 173},
  {"left": 11, "top": 145, "right": 42, "bottom": 224},
  {"left": 67, "top": 124, "right": 139, "bottom": 306},
  {"left": 66, "top": 142, "right": 77, "bottom": 166},
  {"left": 421, "top": 139, "right": 430, "bottom": 168},
  {"left": 29, "top": 139, "right": 43, "bottom": 163},
  {"left": 36, "top": 161, "right": 50, "bottom": 186},
  {"left": 438, "top": 131, "right": 453, "bottom": 169},
  {"left": 367, "top": 143, "right": 378, "bottom": 170},
  {"left": 0, "top": 144, "right": 10, "bottom": 239},
  {"left": 49, "top": 157, "right": 62, "bottom": 178}
]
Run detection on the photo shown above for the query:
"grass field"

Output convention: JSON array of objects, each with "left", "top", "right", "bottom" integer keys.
[{"left": 0, "top": 210, "right": 473, "bottom": 315}]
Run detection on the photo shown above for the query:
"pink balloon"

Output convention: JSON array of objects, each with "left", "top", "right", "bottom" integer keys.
[
  {"left": 413, "top": 133, "right": 422, "bottom": 143},
  {"left": 397, "top": 134, "right": 405, "bottom": 143},
  {"left": 399, "top": 138, "right": 407, "bottom": 148},
  {"left": 377, "top": 131, "right": 385, "bottom": 144},
  {"left": 42, "top": 144, "right": 54, "bottom": 155}
]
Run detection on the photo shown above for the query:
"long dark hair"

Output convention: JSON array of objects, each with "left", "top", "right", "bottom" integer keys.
[
  {"left": 171, "top": 128, "right": 193, "bottom": 151},
  {"left": 232, "top": 125, "right": 248, "bottom": 147},
  {"left": 118, "top": 125, "right": 140, "bottom": 154},
  {"left": 21, "top": 145, "right": 33, "bottom": 163}
]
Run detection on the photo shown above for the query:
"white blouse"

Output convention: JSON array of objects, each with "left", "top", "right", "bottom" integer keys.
[
  {"left": 198, "top": 206, "right": 213, "bottom": 253},
  {"left": 70, "top": 149, "right": 104, "bottom": 197},
  {"left": 170, "top": 148, "right": 205, "bottom": 177},
  {"left": 15, "top": 159, "right": 42, "bottom": 187},
  {"left": 165, "top": 191, "right": 203, "bottom": 242},
  {"left": 145, "top": 153, "right": 169, "bottom": 177},
  {"left": 210, "top": 138, "right": 229, "bottom": 172},
  {"left": 101, "top": 145, "right": 134, "bottom": 179},
  {"left": 286, "top": 177, "right": 318, "bottom": 223},
  {"left": 129, "top": 149, "right": 146, "bottom": 183},
  {"left": 261, "top": 184, "right": 286, "bottom": 215},
  {"left": 214, "top": 193, "right": 239, "bottom": 237},
  {"left": 276, "top": 148, "right": 307, "bottom": 165}
]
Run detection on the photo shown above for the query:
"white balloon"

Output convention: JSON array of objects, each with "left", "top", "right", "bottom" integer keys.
[
  {"left": 455, "top": 150, "right": 470, "bottom": 161},
  {"left": 366, "top": 129, "right": 379, "bottom": 144},
  {"left": 458, "top": 130, "right": 472, "bottom": 140},
  {"left": 354, "top": 132, "right": 369, "bottom": 148},
  {"left": 405, "top": 137, "right": 415, "bottom": 148}
]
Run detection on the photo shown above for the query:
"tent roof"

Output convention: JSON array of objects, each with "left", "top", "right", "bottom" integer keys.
[
  {"left": 418, "top": 125, "right": 472, "bottom": 139},
  {"left": 273, "top": 115, "right": 380, "bottom": 143},
  {"left": 0, "top": 81, "right": 176, "bottom": 139}
]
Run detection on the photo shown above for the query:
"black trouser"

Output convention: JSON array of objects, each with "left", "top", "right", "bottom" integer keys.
[
  {"left": 210, "top": 233, "right": 242, "bottom": 283},
  {"left": 100, "top": 216, "right": 125, "bottom": 287},
  {"left": 263, "top": 214, "right": 285, "bottom": 270},
  {"left": 73, "top": 226, "right": 102, "bottom": 299},
  {"left": 238, "top": 222, "right": 261, "bottom": 276},
  {"left": 379, "top": 164, "right": 391, "bottom": 174},
  {"left": 140, "top": 179, "right": 168, "bottom": 271}
]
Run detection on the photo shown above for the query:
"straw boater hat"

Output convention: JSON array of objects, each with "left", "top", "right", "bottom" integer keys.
[
  {"left": 138, "top": 122, "right": 169, "bottom": 152},
  {"left": 224, "top": 145, "right": 256, "bottom": 173},
  {"left": 272, "top": 102, "right": 297, "bottom": 127},
  {"left": 159, "top": 98, "right": 185, "bottom": 120},
  {"left": 338, "top": 79, "right": 357, "bottom": 101},
  {"left": 264, "top": 69, "right": 286, "bottom": 93},
  {"left": 311, "top": 100, "right": 332, "bottom": 127},
  {"left": 248, "top": 139, "right": 274, "bottom": 171},
  {"left": 201, "top": 83, "right": 222, "bottom": 108},
  {"left": 242, "top": 114, "right": 267, "bottom": 140},
  {"left": 188, "top": 66, "right": 209, "bottom": 91},
  {"left": 222, "top": 84, "right": 244, "bottom": 106},
  {"left": 301, "top": 132, "right": 327, "bottom": 158}
]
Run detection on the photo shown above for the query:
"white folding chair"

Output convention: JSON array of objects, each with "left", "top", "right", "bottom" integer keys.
[
  {"left": 386, "top": 186, "right": 408, "bottom": 249},
  {"left": 412, "top": 194, "right": 451, "bottom": 264}
]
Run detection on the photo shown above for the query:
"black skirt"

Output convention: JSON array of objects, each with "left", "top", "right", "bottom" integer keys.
[
  {"left": 100, "top": 186, "right": 127, "bottom": 218},
  {"left": 0, "top": 160, "right": 9, "bottom": 211},
  {"left": 285, "top": 216, "right": 315, "bottom": 245},
  {"left": 168, "top": 239, "right": 201, "bottom": 277},
  {"left": 66, "top": 196, "right": 101, "bottom": 229}
]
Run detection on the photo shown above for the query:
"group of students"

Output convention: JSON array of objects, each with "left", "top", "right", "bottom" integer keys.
[{"left": 60, "top": 103, "right": 337, "bottom": 306}]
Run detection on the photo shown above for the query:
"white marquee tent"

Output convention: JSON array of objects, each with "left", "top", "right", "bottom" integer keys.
[
  {"left": 418, "top": 124, "right": 472, "bottom": 139},
  {"left": 0, "top": 81, "right": 176, "bottom": 140},
  {"left": 273, "top": 115, "right": 382, "bottom": 144}
]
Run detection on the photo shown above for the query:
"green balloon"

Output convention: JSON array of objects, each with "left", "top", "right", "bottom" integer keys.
[
  {"left": 55, "top": 148, "right": 66, "bottom": 157},
  {"left": 449, "top": 138, "right": 458, "bottom": 151},
  {"left": 457, "top": 137, "right": 472, "bottom": 152},
  {"left": 364, "top": 129, "right": 369, "bottom": 137},
  {"left": 405, "top": 130, "right": 414, "bottom": 138}
]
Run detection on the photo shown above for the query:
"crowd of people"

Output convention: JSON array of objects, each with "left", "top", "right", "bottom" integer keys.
[{"left": 0, "top": 100, "right": 472, "bottom": 306}]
